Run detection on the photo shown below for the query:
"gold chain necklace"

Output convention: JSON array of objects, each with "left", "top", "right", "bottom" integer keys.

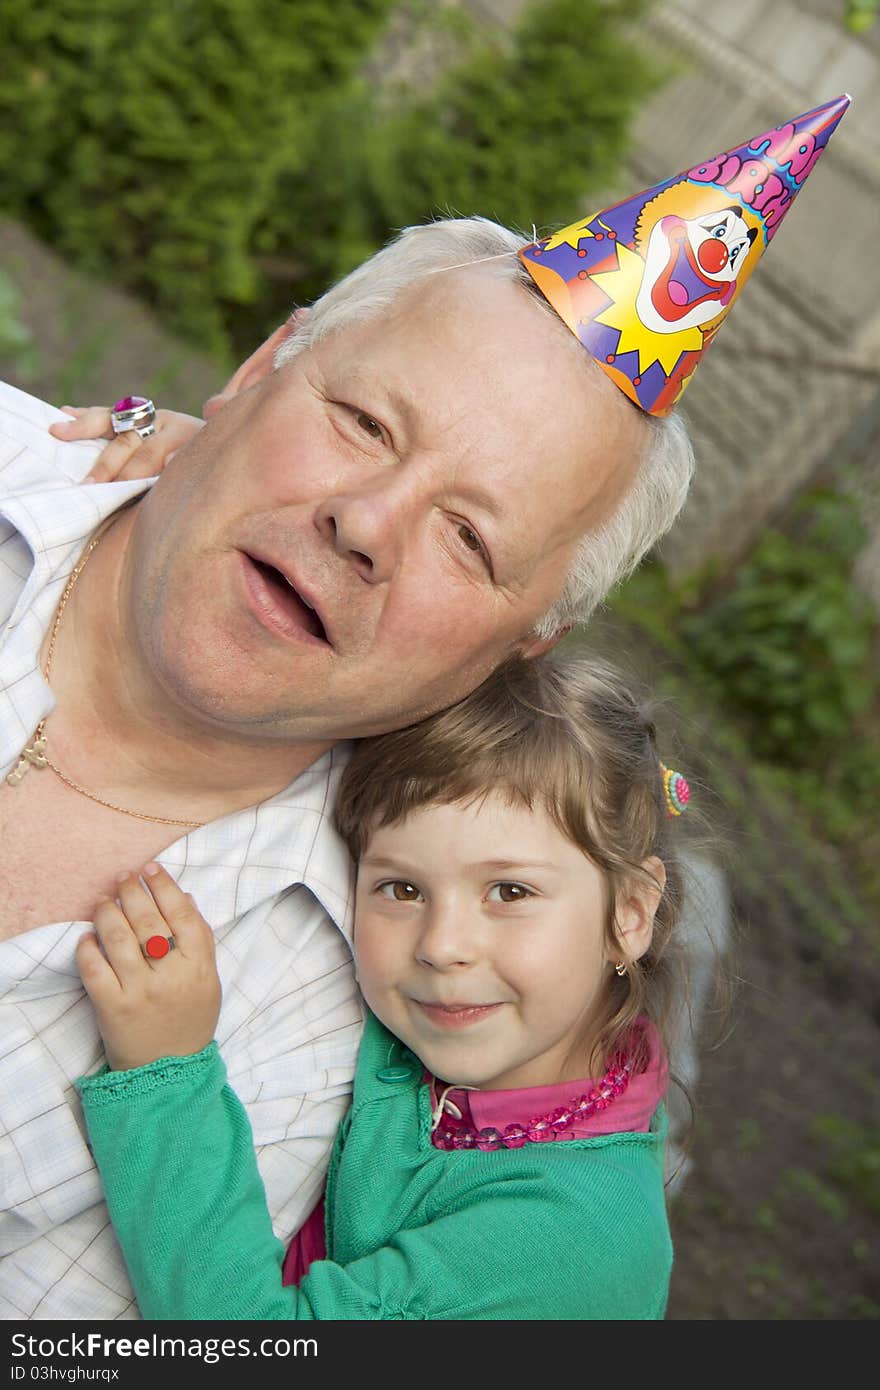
[{"left": 5, "top": 520, "right": 204, "bottom": 829}]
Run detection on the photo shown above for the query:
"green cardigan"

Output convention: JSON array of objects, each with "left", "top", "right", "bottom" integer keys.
[{"left": 78, "top": 1011, "right": 672, "bottom": 1320}]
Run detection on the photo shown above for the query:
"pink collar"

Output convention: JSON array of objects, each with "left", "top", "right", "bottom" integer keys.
[{"left": 429, "top": 1020, "right": 667, "bottom": 1139}]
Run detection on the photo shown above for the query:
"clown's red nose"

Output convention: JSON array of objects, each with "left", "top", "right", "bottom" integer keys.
[{"left": 698, "top": 238, "right": 729, "bottom": 274}]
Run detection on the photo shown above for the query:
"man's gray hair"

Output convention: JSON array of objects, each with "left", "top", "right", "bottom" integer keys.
[{"left": 275, "top": 217, "right": 694, "bottom": 633}]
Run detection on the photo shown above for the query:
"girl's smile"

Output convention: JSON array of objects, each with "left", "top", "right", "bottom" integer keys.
[{"left": 414, "top": 1001, "right": 505, "bottom": 1029}]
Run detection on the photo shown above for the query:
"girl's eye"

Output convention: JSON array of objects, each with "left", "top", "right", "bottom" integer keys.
[
  {"left": 487, "top": 883, "right": 532, "bottom": 903},
  {"left": 378, "top": 880, "right": 422, "bottom": 902}
]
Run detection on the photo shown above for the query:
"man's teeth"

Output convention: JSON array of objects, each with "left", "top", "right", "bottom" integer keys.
[{"left": 282, "top": 575, "right": 315, "bottom": 609}]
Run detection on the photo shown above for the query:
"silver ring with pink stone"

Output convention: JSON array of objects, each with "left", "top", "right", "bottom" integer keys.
[{"left": 110, "top": 395, "right": 157, "bottom": 438}]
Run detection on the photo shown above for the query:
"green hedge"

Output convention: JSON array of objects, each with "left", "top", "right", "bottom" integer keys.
[
  {"left": 612, "top": 490, "right": 880, "bottom": 905},
  {"left": 267, "top": 0, "right": 664, "bottom": 319},
  {"left": 0, "top": 0, "right": 398, "bottom": 354},
  {"left": 678, "top": 491, "right": 876, "bottom": 765},
  {"left": 0, "top": 0, "right": 664, "bottom": 355}
]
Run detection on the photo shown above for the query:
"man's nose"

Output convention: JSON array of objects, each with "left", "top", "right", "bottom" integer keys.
[
  {"left": 415, "top": 904, "right": 479, "bottom": 971},
  {"left": 314, "top": 472, "right": 417, "bottom": 584}
]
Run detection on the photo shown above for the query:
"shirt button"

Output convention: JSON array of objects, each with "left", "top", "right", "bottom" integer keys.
[{"left": 375, "top": 1065, "right": 416, "bottom": 1084}]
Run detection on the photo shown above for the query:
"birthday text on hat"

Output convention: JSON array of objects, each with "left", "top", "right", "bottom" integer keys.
[{"left": 688, "top": 121, "right": 825, "bottom": 238}]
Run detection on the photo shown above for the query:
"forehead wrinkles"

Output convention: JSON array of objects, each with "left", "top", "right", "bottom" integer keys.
[{"left": 344, "top": 267, "right": 578, "bottom": 398}]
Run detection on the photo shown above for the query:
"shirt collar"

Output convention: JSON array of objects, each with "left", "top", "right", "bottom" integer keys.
[
  {"left": 0, "top": 441, "right": 153, "bottom": 644},
  {"left": 431, "top": 1020, "right": 668, "bottom": 1138},
  {"left": 155, "top": 742, "right": 356, "bottom": 941}
]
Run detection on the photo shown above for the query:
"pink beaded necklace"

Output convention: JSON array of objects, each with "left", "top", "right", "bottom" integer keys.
[{"left": 430, "top": 1054, "right": 633, "bottom": 1152}]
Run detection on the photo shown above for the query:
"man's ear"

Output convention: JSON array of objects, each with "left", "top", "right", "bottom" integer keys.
[
  {"left": 517, "top": 624, "right": 572, "bottom": 661},
  {"left": 202, "top": 308, "right": 311, "bottom": 419},
  {"left": 613, "top": 856, "right": 666, "bottom": 966}
]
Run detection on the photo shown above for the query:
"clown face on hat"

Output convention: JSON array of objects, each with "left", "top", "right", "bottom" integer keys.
[{"left": 635, "top": 201, "right": 759, "bottom": 335}]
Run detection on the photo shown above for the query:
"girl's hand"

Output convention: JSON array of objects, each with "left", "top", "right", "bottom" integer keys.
[
  {"left": 49, "top": 407, "right": 204, "bottom": 483},
  {"left": 77, "top": 864, "right": 222, "bottom": 1071}
]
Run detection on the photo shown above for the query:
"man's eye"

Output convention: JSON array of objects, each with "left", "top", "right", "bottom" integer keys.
[
  {"left": 487, "top": 883, "right": 532, "bottom": 903},
  {"left": 356, "top": 411, "right": 384, "bottom": 440},
  {"left": 456, "top": 522, "right": 492, "bottom": 572},
  {"left": 458, "top": 524, "right": 481, "bottom": 552},
  {"left": 378, "top": 880, "right": 422, "bottom": 901}
]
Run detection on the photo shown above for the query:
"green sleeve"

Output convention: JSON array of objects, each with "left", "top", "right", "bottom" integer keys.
[
  {"left": 78, "top": 1047, "right": 669, "bottom": 1321},
  {"left": 79, "top": 1045, "right": 308, "bottom": 1321}
]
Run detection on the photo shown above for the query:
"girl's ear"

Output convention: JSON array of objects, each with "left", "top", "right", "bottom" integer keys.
[{"left": 612, "top": 856, "right": 666, "bottom": 966}]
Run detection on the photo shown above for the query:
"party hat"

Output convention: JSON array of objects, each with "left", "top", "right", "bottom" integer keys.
[{"left": 519, "top": 95, "right": 850, "bottom": 417}]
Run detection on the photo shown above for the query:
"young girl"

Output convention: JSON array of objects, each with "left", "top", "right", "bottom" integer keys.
[{"left": 75, "top": 650, "right": 691, "bottom": 1321}]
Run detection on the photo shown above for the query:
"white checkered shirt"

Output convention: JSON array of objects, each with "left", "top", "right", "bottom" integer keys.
[{"left": 0, "top": 382, "right": 363, "bottom": 1320}]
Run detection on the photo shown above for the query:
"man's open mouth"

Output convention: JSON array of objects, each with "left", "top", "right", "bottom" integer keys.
[{"left": 241, "top": 554, "right": 330, "bottom": 645}]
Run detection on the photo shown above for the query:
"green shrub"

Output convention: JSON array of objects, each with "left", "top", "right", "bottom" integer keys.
[
  {"left": 678, "top": 491, "right": 876, "bottom": 767},
  {"left": 276, "top": 0, "right": 666, "bottom": 306},
  {"left": 812, "top": 1115, "right": 880, "bottom": 1217},
  {"left": 0, "top": 0, "right": 398, "bottom": 354},
  {"left": 0, "top": 269, "right": 40, "bottom": 379},
  {"left": 0, "top": 0, "right": 666, "bottom": 354}
]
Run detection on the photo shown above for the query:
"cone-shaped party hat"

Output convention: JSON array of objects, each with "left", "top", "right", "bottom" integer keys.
[{"left": 519, "top": 95, "right": 850, "bottom": 417}]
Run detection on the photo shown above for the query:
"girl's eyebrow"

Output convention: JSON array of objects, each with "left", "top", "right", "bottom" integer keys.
[
  {"left": 477, "top": 858, "right": 559, "bottom": 873},
  {"left": 359, "top": 854, "right": 412, "bottom": 870},
  {"left": 364, "top": 855, "right": 559, "bottom": 872}
]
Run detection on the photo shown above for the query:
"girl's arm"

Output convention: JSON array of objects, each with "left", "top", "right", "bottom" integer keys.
[
  {"left": 80, "top": 1032, "right": 670, "bottom": 1321},
  {"left": 76, "top": 865, "right": 221, "bottom": 1072},
  {"left": 78, "top": 1042, "right": 302, "bottom": 1320},
  {"left": 76, "top": 866, "right": 304, "bottom": 1316}
]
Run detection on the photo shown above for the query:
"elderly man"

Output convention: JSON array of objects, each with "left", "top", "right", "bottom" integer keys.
[{"left": 0, "top": 216, "right": 692, "bottom": 1318}]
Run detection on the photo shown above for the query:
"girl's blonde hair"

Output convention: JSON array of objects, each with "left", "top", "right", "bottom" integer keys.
[{"left": 335, "top": 650, "right": 687, "bottom": 1079}]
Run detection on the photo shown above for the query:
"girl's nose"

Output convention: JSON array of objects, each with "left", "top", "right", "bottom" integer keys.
[{"left": 415, "top": 906, "right": 478, "bottom": 970}]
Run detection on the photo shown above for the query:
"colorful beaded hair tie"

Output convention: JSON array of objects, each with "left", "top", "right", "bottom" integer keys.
[{"left": 660, "top": 762, "right": 690, "bottom": 817}]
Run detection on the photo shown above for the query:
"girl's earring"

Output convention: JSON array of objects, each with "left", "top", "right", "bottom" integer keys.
[{"left": 614, "top": 960, "right": 627, "bottom": 977}]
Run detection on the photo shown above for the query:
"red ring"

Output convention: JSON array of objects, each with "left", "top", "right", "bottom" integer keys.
[{"left": 145, "top": 934, "right": 172, "bottom": 960}]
